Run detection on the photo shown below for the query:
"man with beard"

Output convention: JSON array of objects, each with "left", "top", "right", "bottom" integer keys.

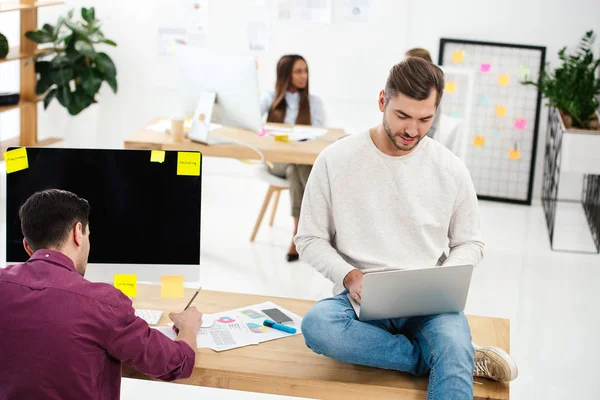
[{"left": 294, "top": 57, "right": 517, "bottom": 400}]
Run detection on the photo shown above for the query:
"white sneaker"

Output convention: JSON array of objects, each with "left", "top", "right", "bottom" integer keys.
[{"left": 473, "top": 343, "right": 518, "bottom": 381}]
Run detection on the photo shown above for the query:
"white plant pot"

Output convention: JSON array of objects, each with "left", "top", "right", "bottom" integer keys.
[{"left": 558, "top": 109, "right": 600, "bottom": 175}]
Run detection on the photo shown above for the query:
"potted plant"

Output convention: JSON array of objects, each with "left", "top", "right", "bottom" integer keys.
[
  {"left": 523, "top": 30, "right": 600, "bottom": 131},
  {"left": 25, "top": 7, "right": 117, "bottom": 116}
]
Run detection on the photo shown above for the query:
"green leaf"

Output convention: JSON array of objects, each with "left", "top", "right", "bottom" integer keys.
[
  {"left": 95, "top": 52, "right": 117, "bottom": 77},
  {"left": 56, "top": 85, "right": 71, "bottom": 108},
  {"left": 74, "top": 41, "right": 95, "bottom": 56},
  {"left": 63, "top": 18, "right": 89, "bottom": 37},
  {"left": 105, "top": 75, "right": 118, "bottom": 93},
  {"left": 67, "top": 9, "right": 74, "bottom": 19},
  {"left": 81, "top": 8, "right": 89, "bottom": 22},
  {"left": 102, "top": 39, "right": 117, "bottom": 47},
  {"left": 49, "top": 68, "right": 75, "bottom": 86},
  {"left": 80, "top": 68, "right": 103, "bottom": 96},
  {"left": 68, "top": 87, "right": 94, "bottom": 115},
  {"left": 42, "top": 24, "right": 54, "bottom": 35},
  {"left": 25, "top": 30, "right": 53, "bottom": 44},
  {"left": 35, "top": 61, "right": 52, "bottom": 74},
  {"left": 51, "top": 54, "right": 74, "bottom": 68},
  {"left": 88, "top": 7, "right": 96, "bottom": 22},
  {"left": 36, "top": 75, "right": 53, "bottom": 95},
  {"left": 44, "top": 88, "right": 57, "bottom": 109}
]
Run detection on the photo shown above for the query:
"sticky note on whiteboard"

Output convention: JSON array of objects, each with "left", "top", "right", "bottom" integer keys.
[
  {"left": 473, "top": 136, "right": 485, "bottom": 148},
  {"left": 114, "top": 274, "right": 137, "bottom": 297},
  {"left": 515, "top": 118, "right": 527, "bottom": 130},
  {"left": 480, "top": 63, "right": 491, "bottom": 72},
  {"left": 4, "top": 148, "right": 29, "bottom": 174},
  {"left": 496, "top": 106, "right": 507, "bottom": 117},
  {"left": 509, "top": 149, "right": 521, "bottom": 160},
  {"left": 498, "top": 74, "right": 510, "bottom": 86},
  {"left": 452, "top": 50, "right": 464, "bottom": 63},
  {"left": 177, "top": 152, "right": 201, "bottom": 176},
  {"left": 445, "top": 82, "right": 457, "bottom": 93}
]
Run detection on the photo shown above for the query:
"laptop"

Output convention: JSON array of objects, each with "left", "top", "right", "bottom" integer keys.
[{"left": 347, "top": 264, "right": 474, "bottom": 321}]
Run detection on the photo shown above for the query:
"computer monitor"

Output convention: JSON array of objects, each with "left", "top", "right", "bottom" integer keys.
[
  {"left": 5, "top": 147, "right": 202, "bottom": 283},
  {"left": 174, "top": 45, "right": 263, "bottom": 134}
]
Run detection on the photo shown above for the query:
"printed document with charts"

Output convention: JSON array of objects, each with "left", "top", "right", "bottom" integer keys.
[{"left": 153, "top": 301, "right": 303, "bottom": 352}]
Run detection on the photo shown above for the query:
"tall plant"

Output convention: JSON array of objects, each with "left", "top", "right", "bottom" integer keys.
[
  {"left": 25, "top": 7, "right": 117, "bottom": 116},
  {"left": 523, "top": 30, "right": 600, "bottom": 130}
]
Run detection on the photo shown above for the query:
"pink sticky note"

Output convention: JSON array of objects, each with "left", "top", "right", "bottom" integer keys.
[
  {"left": 515, "top": 119, "right": 527, "bottom": 130},
  {"left": 259, "top": 127, "right": 267, "bottom": 137},
  {"left": 480, "top": 63, "right": 491, "bottom": 73}
]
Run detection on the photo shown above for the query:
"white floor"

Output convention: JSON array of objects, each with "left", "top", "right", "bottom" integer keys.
[{"left": 2, "top": 155, "right": 599, "bottom": 399}]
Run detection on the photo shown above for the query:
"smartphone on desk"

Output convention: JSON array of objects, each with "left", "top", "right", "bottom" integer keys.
[{"left": 262, "top": 308, "right": 293, "bottom": 325}]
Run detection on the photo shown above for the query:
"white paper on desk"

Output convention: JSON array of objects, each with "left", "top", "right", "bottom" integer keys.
[
  {"left": 152, "top": 314, "right": 257, "bottom": 352},
  {"left": 228, "top": 301, "right": 303, "bottom": 344},
  {"left": 147, "top": 119, "right": 221, "bottom": 134}
]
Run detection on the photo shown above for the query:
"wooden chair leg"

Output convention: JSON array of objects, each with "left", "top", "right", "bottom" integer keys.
[
  {"left": 269, "top": 189, "right": 282, "bottom": 227},
  {"left": 250, "top": 186, "right": 275, "bottom": 242}
]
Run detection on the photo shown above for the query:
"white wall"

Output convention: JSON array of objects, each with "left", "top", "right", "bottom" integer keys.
[{"left": 2, "top": 0, "right": 600, "bottom": 199}]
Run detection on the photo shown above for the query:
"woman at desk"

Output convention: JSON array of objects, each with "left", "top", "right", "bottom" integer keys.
[{"left": 260, "top": 54, "right": 325, "bottom": 262}]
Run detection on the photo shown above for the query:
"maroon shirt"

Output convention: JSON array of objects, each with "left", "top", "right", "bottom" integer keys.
[{"left": 0, "top": 250, "right": 195, "bottom": 400}]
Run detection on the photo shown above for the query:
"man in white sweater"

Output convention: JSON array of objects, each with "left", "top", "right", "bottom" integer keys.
[{"left": 295, "top": 57, "right": 517, "bottom": 399}]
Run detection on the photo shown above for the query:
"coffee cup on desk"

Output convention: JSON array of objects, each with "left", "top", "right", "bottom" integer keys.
[{"left": 167, "top": 117, "right": 185, "bottom": 142}]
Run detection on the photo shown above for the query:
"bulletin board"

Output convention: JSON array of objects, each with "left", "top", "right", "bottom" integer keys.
[{"left": 438, "top": 38, "right": 546, "bottom": 205}]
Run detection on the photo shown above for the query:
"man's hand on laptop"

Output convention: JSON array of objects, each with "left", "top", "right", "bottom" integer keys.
[{"left": 343, "top": 269, "right": 364, "bottom": 304}]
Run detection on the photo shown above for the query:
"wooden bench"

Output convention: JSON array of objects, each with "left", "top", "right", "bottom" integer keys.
[{"left": 123, "top": 284, "right": 510, "bottom": 400}]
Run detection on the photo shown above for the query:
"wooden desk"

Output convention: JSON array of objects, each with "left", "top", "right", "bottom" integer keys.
[
  {"left": 123, "top": 284, "right": 510, "bottom": 400},
  {"left": 124, "top": 118, "right": 347, "bottom": 165}
]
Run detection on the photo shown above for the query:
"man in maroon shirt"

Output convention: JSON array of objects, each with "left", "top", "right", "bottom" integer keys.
[{"left": 0, "top": 189, "right": 203, "bottom": 400}]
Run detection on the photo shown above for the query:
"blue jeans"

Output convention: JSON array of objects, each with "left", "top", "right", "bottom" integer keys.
[{"left": 301, "top": 292, "right": 474, "bottom": 400}]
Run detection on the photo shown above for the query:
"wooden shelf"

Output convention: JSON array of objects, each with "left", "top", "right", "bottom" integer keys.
[
  {"left": 1, "top": 136, "right": 63, "bottom": 160},
  {"left": 0, "top": 47, "right": 29, "bottom": 64},
  {"left": 0, "top": 100, "right": 37, "bottom": 114},
  {"left": 0, "top": 1, "right": 63, "bottom": 12},
  {"left": 0, "top": 3, "right": 31, "bottom": 12},
  {"left": 34, "top": 1, "right": 64, "bottom": 8}
]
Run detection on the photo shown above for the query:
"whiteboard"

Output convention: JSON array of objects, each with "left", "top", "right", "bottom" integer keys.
[{"left": 438, "top": 38, "right": 546, "bottom": 205}]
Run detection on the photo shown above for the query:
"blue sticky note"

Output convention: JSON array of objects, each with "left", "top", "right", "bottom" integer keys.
[{"left": 477, "top": 95, "right": 490, "bottom": 106}]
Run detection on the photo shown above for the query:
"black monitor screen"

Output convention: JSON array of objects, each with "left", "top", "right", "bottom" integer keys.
[{"left": 6, "top": 147, "right": 201, "bottom": 265}]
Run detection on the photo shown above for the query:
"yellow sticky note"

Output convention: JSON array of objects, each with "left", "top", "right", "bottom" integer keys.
[
  {"left": 161, "top": 275, "right": 185, "bottom": 298},
  {"left": 114, "top": 274, "right": 137, "bottom": 297},
  {"left": 452, "top": 50, "right": 464, "bottom": 63},
  {"left": 275, "top": 134, "right": 289, "bottom": 143},
  {"left": 4, "top": 148, "right": 29, "bottom": 174},
  {"left": 150, "top": 150, "right": 165, "bottom": 163},
  {"left": 473, "top": 136, "right": 485, "bottom": 148},
  {"left": 509, "top": 149, "right": 521, "bottom": 160},
  {"left": 496, "top": 106, "right": 507, "bottom": 117},
  {"left": 177, "top": 152, "right": 201, "bottom": 176},
  {"left": 498, "top": 74, "right": 510, "bottom": 86},
  {"left": 445, "top": 82, "right": 457, "bottom": 94}
]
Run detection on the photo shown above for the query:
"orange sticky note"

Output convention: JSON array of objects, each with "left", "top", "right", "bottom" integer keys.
[
  {"left": 509, "top": 149, "right": 521, "bottom": 160},
  {"left": 445, "top": 82, "right": 457, "bottom": 93},
  {"left": 114, "top": 274, "right": 137, "bottom": 297},
  {"left": 274, "top": 134, "right": 289, "bottom": 143},
  {"left": 177, "top": 152, "right": 201, "bottom": 176},
  {"left": 150, "top": 150, "right": 165, "bottom": 163},
  {"left": 4, "top": 147, "right": 29, "bottom": 174},
  {"left": 452, "top": 50, "right": 464, "bottom": 63},
  {"left": 498, "top": 74, "right": 510, "bottom": 86},
  {"left": 161, "top": 276, "right": 185, "bottom": 298},
  {"left": 496, "top": 106, "right": 507, "bottom": 117},
  {"left": 473, "top": 136, "right": 485, "bottom": 148}
]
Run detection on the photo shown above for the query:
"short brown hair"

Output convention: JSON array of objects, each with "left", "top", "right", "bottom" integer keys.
[
  {"left": 385, "top": 57, "right": 444, "bottom": 107},
  {"left": 19, "top": 189, "right": 90, "bottom": 251},
  {"left": 405, "top": 47, "right": 433, "bottom": 63}
]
